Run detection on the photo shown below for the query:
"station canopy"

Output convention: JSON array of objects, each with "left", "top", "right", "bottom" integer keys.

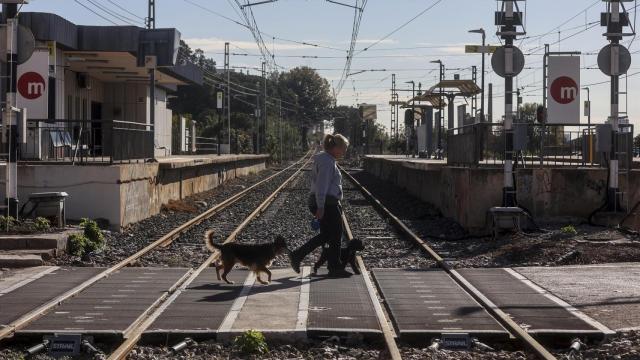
[
  {"left": 427, "top": 79, "right": 482, "bottom": 97},
  {"left": 406, "top": 93, "right": 446, "bottom": 109}
]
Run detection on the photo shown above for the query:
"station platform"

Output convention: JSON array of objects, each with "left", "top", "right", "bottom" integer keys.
[
  {"left": 2, "top": 265, "right": 626, "bottom": 343},
  {"left": 0, "top": 154, "right": 269, "bottom": 230},
  {"left": 363, "top": 155, "right": 640, "bottom": 231}
]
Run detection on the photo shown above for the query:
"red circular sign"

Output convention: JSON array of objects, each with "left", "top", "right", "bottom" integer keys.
[
  {"left": 550, "top": 76, "right": 578, "bottom": 104},
  {"left": 18, "top": 72, "right": 46, "bottom": 100}
]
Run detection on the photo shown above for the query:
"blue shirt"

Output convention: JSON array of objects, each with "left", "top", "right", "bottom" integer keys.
[{"left": 310, "top": 151, "right": 343, "bottom": 209}]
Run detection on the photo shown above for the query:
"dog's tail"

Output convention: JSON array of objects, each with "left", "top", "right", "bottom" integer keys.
[{"left": 204, "top": 230, "right": 223, "bottom": 252}]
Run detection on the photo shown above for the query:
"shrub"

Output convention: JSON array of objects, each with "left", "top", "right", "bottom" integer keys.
[
  {"left": 560, "top": 225, "right": 578, "bottom": 236},
  {"left": 34, "top": 217, "right": 51, "bottom": 231},
  {"left": 0, "top": 215, "right": 16, "bottom": 231},
  {"left": 68, "top": 218, "right": 105, "bottom": 257},
  {"left": 68, "top": 233, "right": 89, "bottom": 256},
  {"left": 80, "top": 218, "right": 105, "bottom": 250},
  {"left": 233, "top": 329, "right": 268, "bottom": 355}
]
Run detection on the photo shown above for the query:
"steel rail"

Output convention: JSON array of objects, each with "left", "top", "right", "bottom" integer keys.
[
  {"left": 0, "top": 151, "right": 312, "bottom": 341},
  {"left": 340, "top": 167, "right": 557, "bottom": 360},
  {"left": 107, "top": 154, "right": 313, "bottom": 360},
  {"left": 340, "top": 212, "right": 402, "bottom": 360}
]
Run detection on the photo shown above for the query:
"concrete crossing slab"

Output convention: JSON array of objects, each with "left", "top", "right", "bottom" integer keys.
[
  {"left": 373, "top": 269, "right": 507, "bottom": 339},
  {"left": 146, "top": 269, "right": 248, "bottom": 336},
  {"left": 458, "top": 268, "right": 604, "bottom": 337},
  {"left": 515, "top": 263, "right": 640, "bottom": 331},
  {"left": 18, "top": 268, "right": 189, "bottom": 336},
  {"left": 228, "top": 268, "right": 301, "bottom": 338},
  {"left": 0, "top": 267, "right": 103, "bottom": 329},
  {"left": 307, "top": 269, "right": 381, "bottom": 337}
]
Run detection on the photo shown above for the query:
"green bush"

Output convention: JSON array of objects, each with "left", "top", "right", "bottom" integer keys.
[
  {"left": 233, "top": 329, "right": 268, "bottom": 355},
  {"left": 68, "top": 218, "right": 105, "bottom": 257},
  {"left": 68, "top": 233, "right": 89, "bottom": 256},
  {"left": 34, "top": 217, "right": 51, "bottom": 231},
  {"left": 560, "top": 225, "right": 578, "bottom": 236},
  {"left": 0, "top": 215, "right": 16, "bottom": 231},
  {"left": 80, "top": 218, "right": 105, "bottom": 250}
]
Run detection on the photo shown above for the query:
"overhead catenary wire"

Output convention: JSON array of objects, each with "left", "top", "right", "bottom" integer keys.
[
  {"left": 106, "top": 0, "right": 146, "bottom": 20},
  {"left": 74, "top": 0, "right": 118, "bottom": 25},
  {"left": 334, "top": 0, "right": 368, "bottom": 98},
  {"left": 85, "top": 0, "right": 144, "bottom": 25},
  {"left": 356, "top": 0, "right": 442, "bottom": 54}
]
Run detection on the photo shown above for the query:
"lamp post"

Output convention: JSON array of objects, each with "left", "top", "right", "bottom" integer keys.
[
  {"left": 582, "top": 87, "right": 592, "bottom": 165},
  {"left": 405, "top": 80, "right": 415, "bottom": 157},
  {"left": 430, "top": 60, "right": 444, "bottom": 157},
  {"left": 468, "top": 28, "right": 486, "bottom": 122}
]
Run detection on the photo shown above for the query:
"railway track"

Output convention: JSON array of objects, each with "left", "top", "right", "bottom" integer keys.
[
  {"left": 0, "top": 156, "right": 611, "bottom": 360},
  {"left": 0, "top": 152, "right": 311, "bottom": 345},
  {"left": 107, "top": 153, "right": 313, "bottom": 359},
  {"left": 339, "top": 166, "right": 557, "bottom": 360}
]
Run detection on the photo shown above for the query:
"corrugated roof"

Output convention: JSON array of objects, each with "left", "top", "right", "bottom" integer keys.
[
  {"left": 429, "top": 79, "right": 482, "bottom": 97},
  {"left": 407, "top": 93, "right": 446, "bottom": 108}
]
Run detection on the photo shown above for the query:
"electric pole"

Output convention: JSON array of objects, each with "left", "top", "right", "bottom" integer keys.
[
  {"left": 146, "top": 0, "right": 155, "bottom": 29},
  {"left": 225, "top": 42, "right": 230, "bottom": 152},
  {"left": 262, "top": 61, "right": 267, "bottom": 153},
  {"left": 494, "top": 0, "right": 526, "bottom": 207},
  {"left": 147, "top": 0, "right": 156, "bottom": 156},
  {"left": 599, "top": 0, "right": 633, "bottom": 211},
  {"left": 3, "top": 2, "right": 19, "bottom": 218},
  {"left": 391, "top": 74, "right": 396, "bottom": 153}
]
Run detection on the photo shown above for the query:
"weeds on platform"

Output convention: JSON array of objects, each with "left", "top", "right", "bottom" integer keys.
[
  {"left": 560, "top": 225, "right": 578, "bottom": 236},
  {"left": 68, "top": 218, "right": 105, "bottom": 257},
  {"left": 233, "top": 330, "right": 269, "bottom": 355}
]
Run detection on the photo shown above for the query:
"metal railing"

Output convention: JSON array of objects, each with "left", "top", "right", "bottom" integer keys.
[
  {"left": 447, "top": 122, "right": 635, "bottom": 169},
  {"left": 13, "top": 119, "right": 154, "bottom": 164},
  {"left": 194, "top": 136, "right": 219, "bottom": 154}
]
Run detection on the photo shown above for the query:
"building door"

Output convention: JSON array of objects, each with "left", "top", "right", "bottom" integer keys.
[{"left": 91, "top": 101, "right": 103, "bottom": 156}]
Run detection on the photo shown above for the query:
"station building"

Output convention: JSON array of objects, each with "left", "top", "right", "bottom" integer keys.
[{"left": 0, "top": 12, "right": 268, "bottom": 229}]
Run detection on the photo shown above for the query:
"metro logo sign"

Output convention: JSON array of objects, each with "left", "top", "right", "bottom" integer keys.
[
  {"left": 17, "top": 50, "right": 48, "bottom": 119},
  {"left": 18, "top": 72, "right": 45, "bottom": 100},
  {"left": 550, "top": 76, "right": 578, "bottom": 105},
  {"left": 547, "top": 56, "right": 580, "bottom": 124}
]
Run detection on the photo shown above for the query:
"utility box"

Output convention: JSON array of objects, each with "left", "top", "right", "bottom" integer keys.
[
  {"left": 513, "top": 123, "right": 529, "bottom": 151},
  {"left": 596, "top": 124, "right": 612, "bottom": 153},
  {"left": 489, "top": 207, "right": 525, "bottom": 239},
  {"left": 27, "top": 192, "right": 68, "bottom": 227}
]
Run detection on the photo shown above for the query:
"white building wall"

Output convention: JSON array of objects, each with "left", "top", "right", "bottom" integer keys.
[{"left": 151, "top": 86, "right": 172, "bottom": 157}]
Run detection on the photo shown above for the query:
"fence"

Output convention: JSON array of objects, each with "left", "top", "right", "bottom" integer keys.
[
  {"left": 447, "top": 122, "right": 635, "bottom": 169},
  {"left": 15, "top": 119, "right": 154, "bottom": 164}
]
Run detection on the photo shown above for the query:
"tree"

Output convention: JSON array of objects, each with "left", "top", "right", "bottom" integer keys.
[{"left": 277, "top": 67, "right": 332, "bottom": 144}]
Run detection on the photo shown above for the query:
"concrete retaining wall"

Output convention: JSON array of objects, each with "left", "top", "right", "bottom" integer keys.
[
  {"left": 364, "top": 157, "right": 640, "bottom": 231},
  {"left": 0, "top": 155, "right": 268, "bottom": 230}
]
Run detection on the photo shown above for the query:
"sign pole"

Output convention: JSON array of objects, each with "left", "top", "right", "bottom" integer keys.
[
  {"left": 598, "top": 0, "right": 634, "bottom": 211},
  {"left": 492, "top": 0, "right": 526, "bottom": 207},
  {"left": 3, "top": 3, "right": 19, "bottom": 218},
  {"left": 225, "top": 42, "right": 230, "bottom": 153}
]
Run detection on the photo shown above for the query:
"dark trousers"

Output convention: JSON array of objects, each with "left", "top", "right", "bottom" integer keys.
[{"left": 293, "top": 203, "right": 343, "bottom": 272}]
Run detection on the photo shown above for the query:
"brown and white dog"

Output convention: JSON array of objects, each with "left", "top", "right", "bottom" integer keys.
[{"left": 205, "top": 230, "right": 288, "bottom": 285}]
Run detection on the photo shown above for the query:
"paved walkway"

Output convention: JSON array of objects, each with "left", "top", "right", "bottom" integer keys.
[{"left": 516, "top": 263, "right": 640, "bottom": 331}]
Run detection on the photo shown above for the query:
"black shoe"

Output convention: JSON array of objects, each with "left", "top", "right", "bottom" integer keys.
[
  {"left": 288, "top": 251, "right": 301, "bottom": 274},
  {"left": 327, "top": 269, "right": 353, "bottom": 278}
]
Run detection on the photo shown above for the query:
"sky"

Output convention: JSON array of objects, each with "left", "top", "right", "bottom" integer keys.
[{"left": 24, "top": 0, "right": 640, "bottom": 135}]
